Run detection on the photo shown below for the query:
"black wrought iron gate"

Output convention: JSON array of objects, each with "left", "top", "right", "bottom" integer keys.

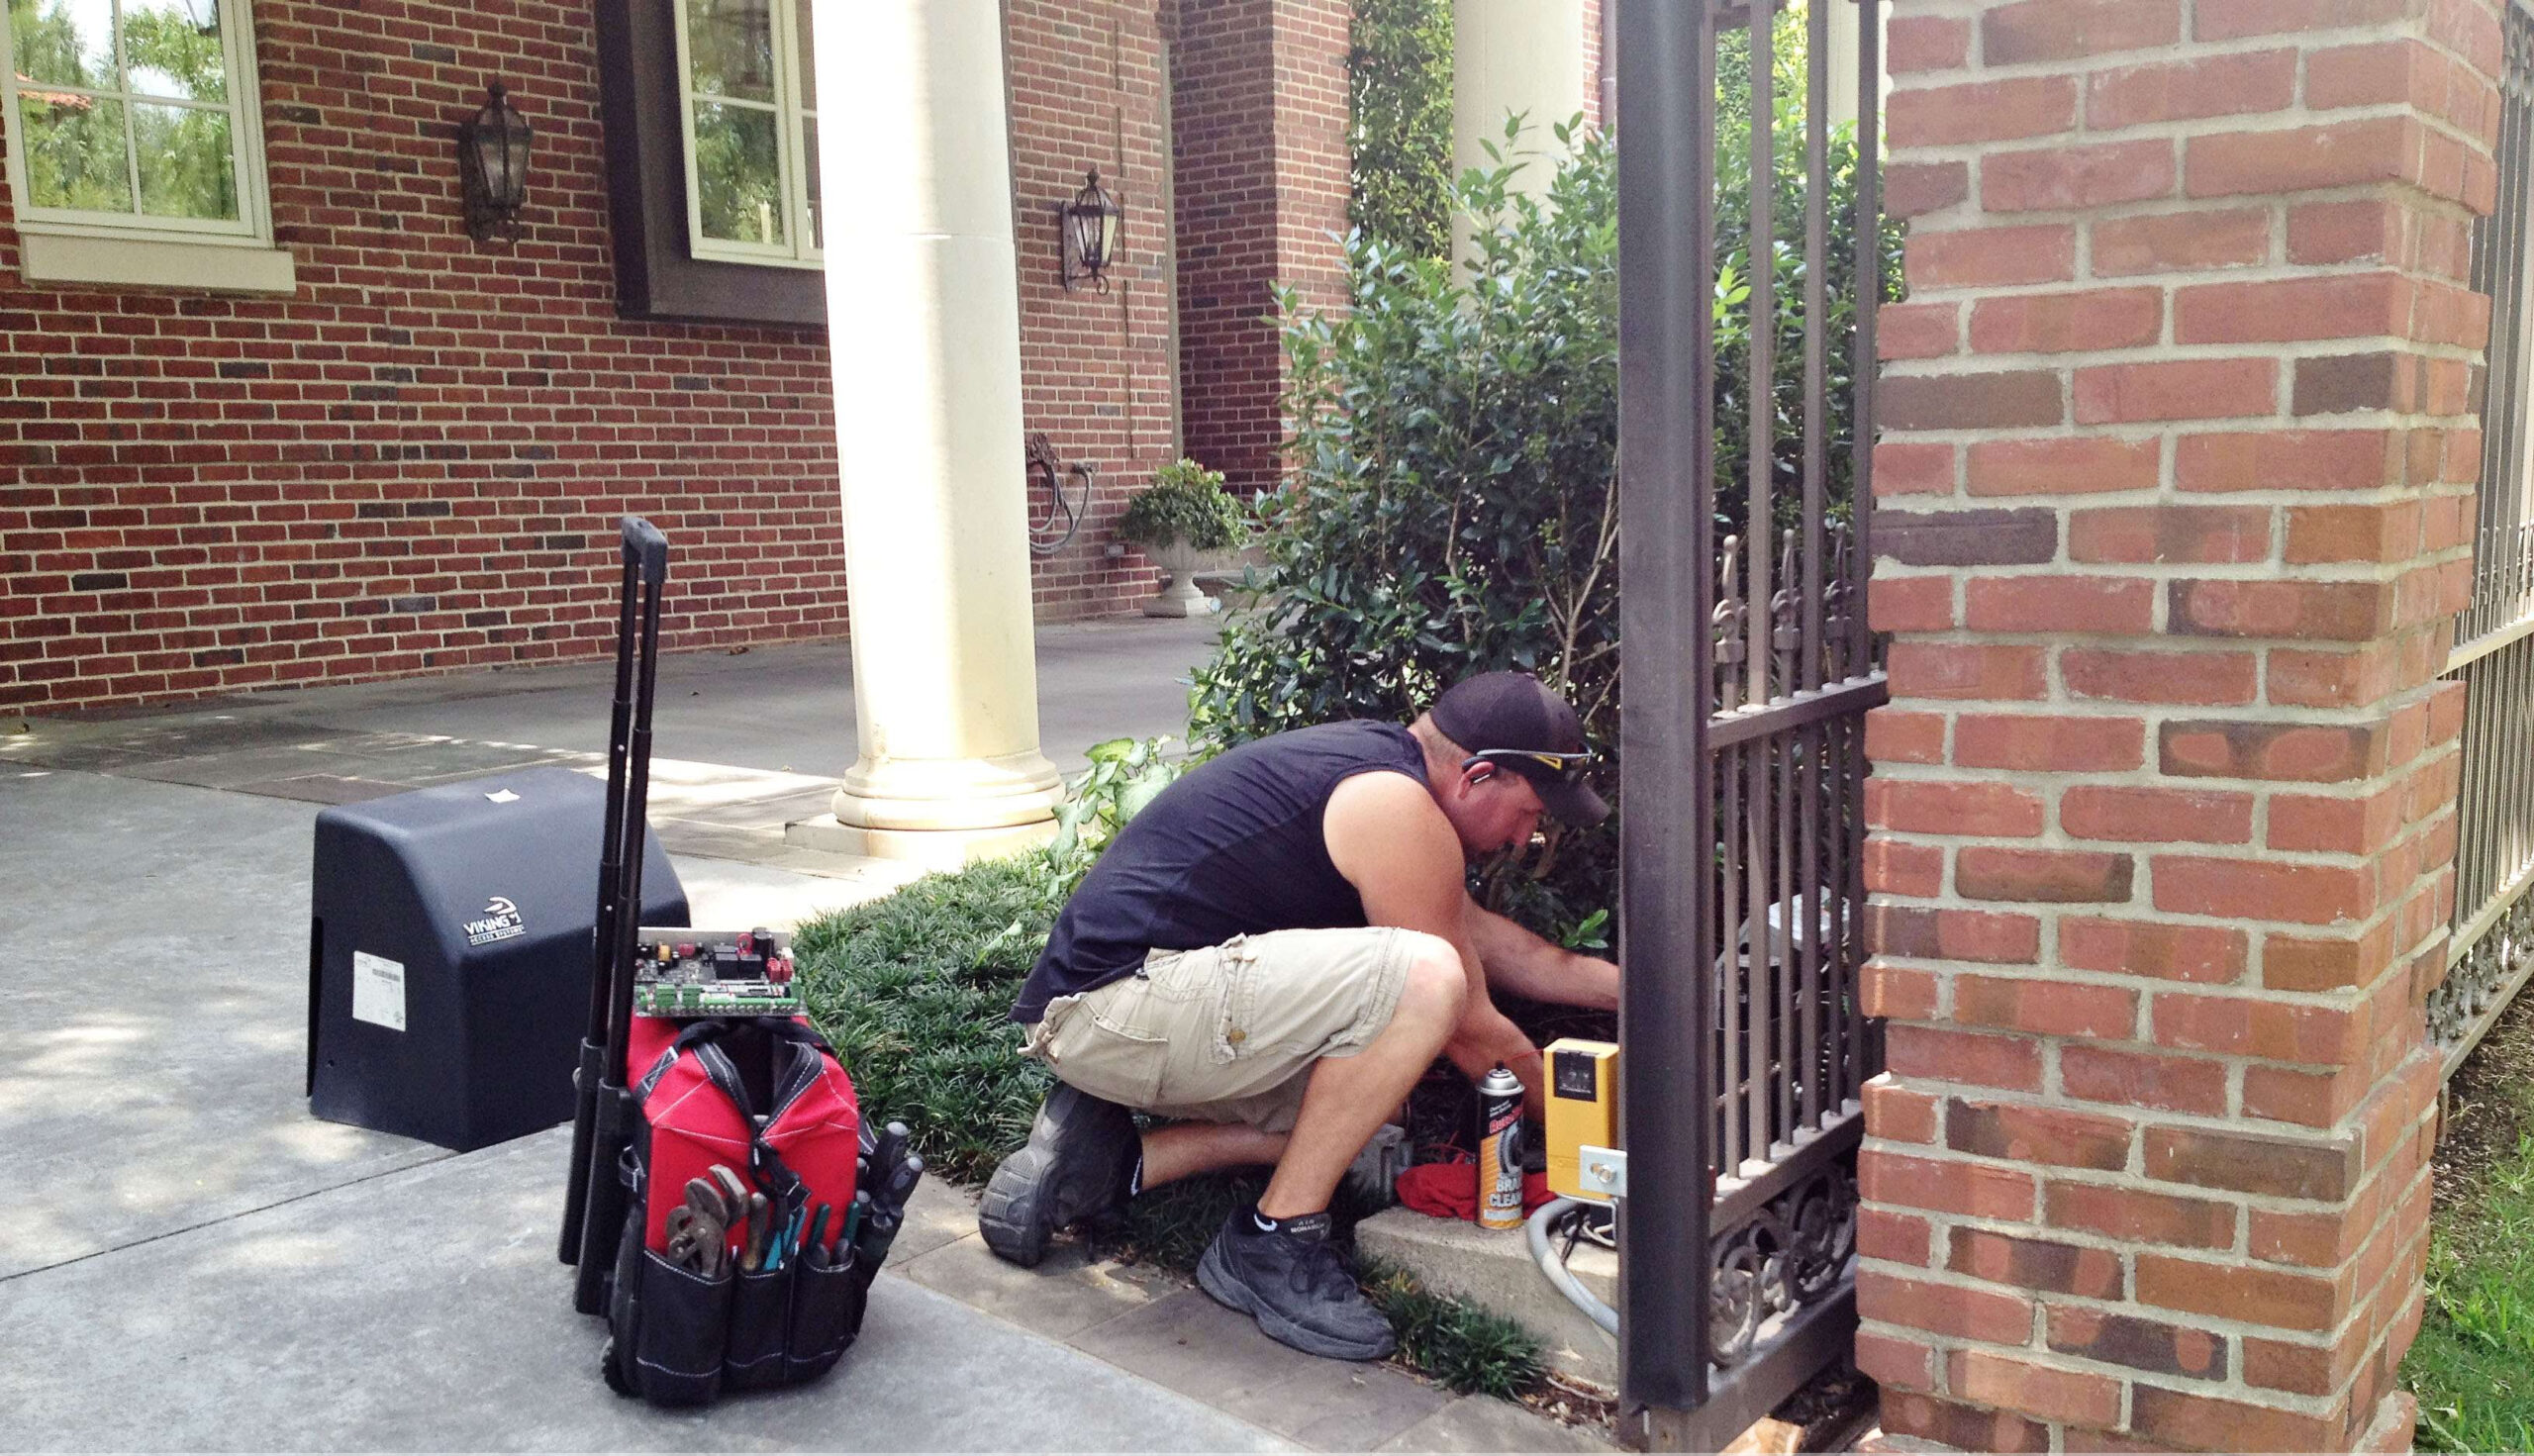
[
  {"left": 1613, "top": 0, "right": 1886, "bottom": 1444},
  {"left": 2429, "top": 1, "right": 2534, "bottom": 1074}
]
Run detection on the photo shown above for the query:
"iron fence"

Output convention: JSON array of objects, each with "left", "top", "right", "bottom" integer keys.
[
  {"left": 2431, "top": 1, "right": 2534, "bottom": 1073},
  {"left": 1614, "top": 0, "right": 1884, "bottom": 1442}
]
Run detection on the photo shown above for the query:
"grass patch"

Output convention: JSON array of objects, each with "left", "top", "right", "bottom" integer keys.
[
  {"left": 1361, "top": 1258, "right": 1548, "bottom": 1399},
  {"left": 790, "top": 854, "right": 1064, "bottom": 1185},
  {"left": 2405, "top": 989, "right": 2534, "bottom": 1453}
]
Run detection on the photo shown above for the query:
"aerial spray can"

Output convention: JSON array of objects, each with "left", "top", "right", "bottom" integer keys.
[{"left": 1475, "top": 1063, "right": 1525, "bottom": 1230}]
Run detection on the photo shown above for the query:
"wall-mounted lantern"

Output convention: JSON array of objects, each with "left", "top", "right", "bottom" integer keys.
[
  {"left": 1059, "top": 169, "right": 1122, "bottom": 292},
  {"left": 458, "top": 81, "right": 533, "bottom": 243}
]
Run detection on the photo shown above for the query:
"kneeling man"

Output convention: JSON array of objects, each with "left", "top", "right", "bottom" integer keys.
[{"left": 979, "top": 672, "right": 1620, "bottom": 1360}]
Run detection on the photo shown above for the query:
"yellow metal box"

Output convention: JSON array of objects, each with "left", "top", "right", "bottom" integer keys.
[{"left": 1543, "top": 1037, "right": 1618, "bottom": 1202}]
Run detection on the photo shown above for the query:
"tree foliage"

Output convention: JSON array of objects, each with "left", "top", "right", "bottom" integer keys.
[
  {"left": 1347, "top": 0, "right": 1453, "bottom": 262},
  {"left": 1712, "top": 3, "right": 1901, "bottom": 541},
  {"left": 8, "top": 0, "right": 239, "bottom": 220}
]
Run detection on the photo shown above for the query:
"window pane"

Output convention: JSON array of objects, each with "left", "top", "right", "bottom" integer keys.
[
  {"left": 693, "top": 100, "right": 783, "bottom": 245},
  {"left": 122, "top": 0, "right": 227, "bottom": 103},
  {"left": 10, "top": 0, "right": 117, "bottom": 89},
  {"left": 803, "top": 115, "right": 821, "bottom": 251},
  {"left": 18, "top": 92, "right": 131, "bottom": 211},
  {"left": 684, "top": 0, "right": 773, "bottom": 103},
  {"left": 133, "top": 100, "right": 235, "bottom": 218},
  {"left": 794, "top": 0, "right": 814, "bottom": 112}
]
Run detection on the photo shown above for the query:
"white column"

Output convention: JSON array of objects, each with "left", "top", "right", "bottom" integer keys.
[
  {"left": 1826, "top": 0, "right": 1892, "bottom": 132},
  {"left": 791, "top": 0, "right": 1065, "bottom": 868},
  {"left": 1452, "top": 0, "right": 1587, "bottom": 258}
]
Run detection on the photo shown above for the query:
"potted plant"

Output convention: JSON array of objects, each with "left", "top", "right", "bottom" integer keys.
[{"left": 1117, "top": 458, "right": 1250, "bottom": 617}]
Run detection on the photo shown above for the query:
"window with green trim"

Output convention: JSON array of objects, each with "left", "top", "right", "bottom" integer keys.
[{"left": 674, "top": 0, "right": 822, "bottom": 267}]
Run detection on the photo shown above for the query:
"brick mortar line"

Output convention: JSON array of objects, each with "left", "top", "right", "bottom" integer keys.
[
  {"left": 1856, "top": 1296, "right": 2372, "bottom": 1410},
  {"left": 1857, "top": 1151, "right": 2425, "bottom": 1271},
  {"left": 1873, "top": 498, "right": 2475, "bottom": 521},
  {"left": 1884, "top": 264, "right": 2495, "bottom": 301},
  {"left": 1883, "top": 93, "right": 2497, "bottom": 154},
  {"left": 1878, "top": 325, "right": 2488, "bottom": 360},
  {"left": 1875, "top": 558, "right": 2467, "bottom": 582},
  {"left": 1871, "top": 1022, "right": 2417, "bottom": 1083},
  {"left": 1864, "top": 748, "right": 2463, "bottom": 807},
  {"left": 1855, "top": 1247, "right": 2397, "bottom": 1366},
  {"left": 1866, "top": 1072, "right": 2410, "bottom": 1146}
]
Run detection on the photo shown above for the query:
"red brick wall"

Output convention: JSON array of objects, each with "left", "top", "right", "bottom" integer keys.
[
  {"left": 1168, "top": 0, "right": 1351, "bottom": 499},
  {"left": 1857, "top": 0, "right": 2503, "bottom": 1448},
  {"left": 0, "top": 1, "right": 843, "bottom": 714},
  {"left": 1006, "top": 0, "right": 1185, "bottom": 618},
  {"left": 0, "top": 0, "right": 1178, "bottom": 714},
  {"left": 1583, "top": 0, "right": 1606, "bottom": 131}
]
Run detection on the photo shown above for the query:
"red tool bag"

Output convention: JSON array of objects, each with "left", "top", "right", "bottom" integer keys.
[{"left": 602, "top": 1016, "right": 870, "bottom": 1406}]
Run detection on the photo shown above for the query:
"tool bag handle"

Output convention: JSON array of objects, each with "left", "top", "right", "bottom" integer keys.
[{"left": 668, "top": 1019, "right": 837, "bottom": 1215}]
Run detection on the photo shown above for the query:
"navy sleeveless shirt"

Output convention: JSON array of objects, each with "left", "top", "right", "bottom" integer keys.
[{"left": 1012, "top": 720, "right": 1429, "bottom": 1023}]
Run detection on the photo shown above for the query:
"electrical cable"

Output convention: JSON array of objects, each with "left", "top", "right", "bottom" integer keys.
[{"left": 1527, "top": 1196, "right": 1618, "bottom": 1337}]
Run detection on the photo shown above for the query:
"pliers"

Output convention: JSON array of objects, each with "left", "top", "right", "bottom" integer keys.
[{"left": 661, "top": 1164, "right": 753, "bottom": 1277}]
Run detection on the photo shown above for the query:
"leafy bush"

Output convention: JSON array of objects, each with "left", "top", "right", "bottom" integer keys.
[
  {"left": 1189, "top": 121, "right": 1624, "bottom": 925},
  {"left": 1118, "top": 458, "right": 1251, "bottom": 553},
  {"left": 1192, "top": 49, "right": 1901, "bottom": 929},
  {"left": 1046, "top": 734, "right": 1187, "bottom": 870},
  {"left": 1348, "top": 0, "right": 1454, "bottom": 261}
]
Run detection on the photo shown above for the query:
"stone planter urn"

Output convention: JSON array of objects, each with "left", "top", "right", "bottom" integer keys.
[{"left": 1139, "top": 538, "right": 1230, "bottom": 617}]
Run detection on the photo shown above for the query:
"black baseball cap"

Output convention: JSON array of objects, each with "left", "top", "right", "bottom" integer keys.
[{"left": 1429, "top": 671, "right": 1610, "bottom": 826}]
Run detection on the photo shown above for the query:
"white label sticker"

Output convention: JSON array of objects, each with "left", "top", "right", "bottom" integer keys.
[{"left": 351, "top": 951, "right": 406, "bottom": 1031}]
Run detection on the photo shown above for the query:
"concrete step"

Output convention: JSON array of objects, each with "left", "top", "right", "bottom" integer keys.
[{"left": 1353, "top": 1205, "right": 1620, "bottom": 1390}]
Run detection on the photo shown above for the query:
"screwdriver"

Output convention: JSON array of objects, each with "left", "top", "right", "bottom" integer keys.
[
  {"left": 803, "top": 1204, "right": 830, "bottom": 1269},
  {"left": 854, "top": 1155, "right": 923, "bottom": 1270},
  {"left": 839, "top": 1189, "right": 870, "bottom": 1253},
  {"left": 870, "top": 1149, "right": 925, "bottom": 1221},
  {"left": 866, "top": 1121, "right": 910, "bottom": 1188}
]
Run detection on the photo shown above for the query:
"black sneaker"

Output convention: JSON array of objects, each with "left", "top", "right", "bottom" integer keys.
[
  {"left": 977, "top": 1082, "right": 1137, "bottom": 1267},
  {"left": 1196, "top": 1209, "right": 1397, "bottom": 1361}
]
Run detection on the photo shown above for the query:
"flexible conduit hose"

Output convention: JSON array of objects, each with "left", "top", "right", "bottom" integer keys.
[{"left": 1527, "top": 1197, "right": 1618, "bottom": 1336}]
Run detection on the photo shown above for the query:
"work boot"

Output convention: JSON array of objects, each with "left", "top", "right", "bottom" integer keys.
[
  {"left": 977, "top": 1082, "right": 1137, "bottom": 1267},
  {"left": 1196, "top": 1208, "right": 1397, "bottom": 1361}
]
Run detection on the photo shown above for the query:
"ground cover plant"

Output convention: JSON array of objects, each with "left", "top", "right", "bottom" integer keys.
[
  {"left": 2404, "top": 990, "right": 2534, "bottom": 1452},
  {"left": 789, "top": 737, "right": 1181, "bottom": 1183}
]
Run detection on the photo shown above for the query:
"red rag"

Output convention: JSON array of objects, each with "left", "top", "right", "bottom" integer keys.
[{"left": 1393, "top": 1160, "right": 1555, "bottom": 1221}]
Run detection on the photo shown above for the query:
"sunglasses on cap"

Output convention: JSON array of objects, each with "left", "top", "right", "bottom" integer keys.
[{"left": 1461, "top": 747, "right": 1597, "bottom": 787}]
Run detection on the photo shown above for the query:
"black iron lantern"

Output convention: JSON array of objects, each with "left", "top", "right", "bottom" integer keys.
[
  {"left": 1059, "top": 168, "right": 1122, "bottom": 292},
  {"left": 458, "top": 81, "right": 533, "bottom": 243}
]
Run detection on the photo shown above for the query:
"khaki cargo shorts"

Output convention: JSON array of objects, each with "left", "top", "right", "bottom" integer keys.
[{"left": 1021, "top": 925, "right": 1439, "bottom": 1133}]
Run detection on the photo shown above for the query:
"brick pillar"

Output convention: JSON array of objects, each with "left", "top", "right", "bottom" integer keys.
[
  {"left": 1857, "top": 1, "right": 2504, "bottom": 1450},
  {"left": 1169, "top": 0, "right": 1350, "bottom": 498}
]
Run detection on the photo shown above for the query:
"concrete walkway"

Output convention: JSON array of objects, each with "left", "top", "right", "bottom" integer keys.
[{"left": 0, "top": 619, "right": 1608, "bottom": 1453}]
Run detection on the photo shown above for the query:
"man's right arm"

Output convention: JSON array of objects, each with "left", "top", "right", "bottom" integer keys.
[{"left": 1324, "top": 773, "right": 1543, "bottom": 1113}]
